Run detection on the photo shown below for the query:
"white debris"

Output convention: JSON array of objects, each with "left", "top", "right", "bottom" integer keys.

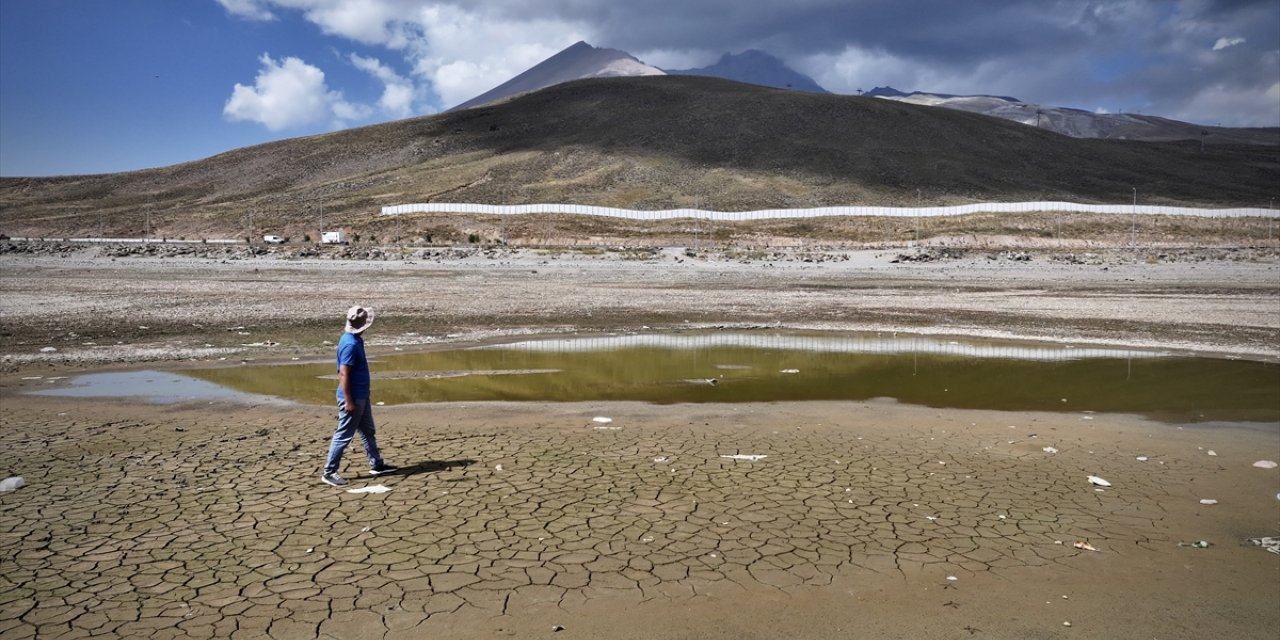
[
  {"left": 1249, "top": 537, "right": 1280, "bottom": 554},
  {"left": 780, "top": 369, "right": 800, "bottom": 374},
  {"left": 346, "top": 485, "right": 391, "bottom": 494},
  {"left": 592, "top": 417, "right": 612, "bottom": 423},
  {"left": 1087, "top": 475, "right": 1111, "bottom": 487},
  {"left": 0, "top": 477, "right": 26, "bottom": 493},
  {"left": 1199, "top": 499, "right": 1218, "bottom": 505},
  {"left": 39, "top": 347, "right": 57, "bottom": 353},
  {"left": 946, "top": 576, "right": 958, "bottom": 581},
  {"left": 1252, "top": 460, "right": 1278, "bottom": 469},
  {"left": 720, "top": 454, "right": 767, "bottom": 462},
  {"left": 494, "top": 464, "right": 503, "bottom": 471},
  {"left": 1135, "top": 456, "right": 1149, "bottom": 462},
  {"left": 653, "top": 456, "right": 669, "bottom": 463},
  {"left": 1207, "top": 450, "right": 1217, "bottom": 456},
  {"left": 1073, "top": 541, "right": 1099, "bottom": 552},
  {"left": 1043, "top": 446, "right": 1059, "bottom": 454}
]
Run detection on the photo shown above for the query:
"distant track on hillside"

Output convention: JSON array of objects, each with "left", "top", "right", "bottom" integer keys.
[{"left": 382, "top": 202, "right": 1278, "bottom": 220}]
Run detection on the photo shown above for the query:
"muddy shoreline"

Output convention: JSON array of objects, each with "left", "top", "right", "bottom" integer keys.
[{"left": 2, "top": 245, "right": 1278, "bottom": 374}]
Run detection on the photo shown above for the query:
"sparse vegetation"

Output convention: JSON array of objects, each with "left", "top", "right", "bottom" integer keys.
[{"left": 0, "top": 76, "right": 1275, "bottom": 243}]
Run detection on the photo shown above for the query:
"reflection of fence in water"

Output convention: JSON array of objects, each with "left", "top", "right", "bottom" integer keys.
[{"left": 474, "top": 333, "right": 1166, "bottom": 362}]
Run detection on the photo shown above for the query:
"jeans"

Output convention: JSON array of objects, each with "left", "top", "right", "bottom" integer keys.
[{"left": 323, "top": 397, "right": 384, "bottom": 475}]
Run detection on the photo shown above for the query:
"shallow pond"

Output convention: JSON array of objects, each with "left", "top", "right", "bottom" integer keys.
[{"left": 170, "top": 332, "right": 1280, "bottom": 423}]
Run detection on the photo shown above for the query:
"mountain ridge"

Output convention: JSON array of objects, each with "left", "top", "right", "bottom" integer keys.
[
  {"left": 665, "top": 49, "right": 827, "bottom": 93},
  {"left": 1, "top": 75, "right": 1276, "bottom": 239}
]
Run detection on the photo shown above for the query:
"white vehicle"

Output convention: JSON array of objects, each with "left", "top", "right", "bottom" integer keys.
[
  {"left": 321, "top": 231, "right": 346, "bottom": 244},
  {"left": 262, "top": 235, "right": 285, "bottom": 244}
]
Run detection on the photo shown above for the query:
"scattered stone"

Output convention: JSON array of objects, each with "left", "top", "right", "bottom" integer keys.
[{"left": 1252, "top": 460, "right": 1277, "bottom": 469}]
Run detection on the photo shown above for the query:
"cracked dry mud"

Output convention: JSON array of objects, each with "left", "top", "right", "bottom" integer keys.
[{"left": 1, "top": 397, "right": 1276, "bottom": 640}]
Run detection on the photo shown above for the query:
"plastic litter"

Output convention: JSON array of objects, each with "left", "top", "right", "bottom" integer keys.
[
  {"left": 1199, "top": 499, "right": 1218, "bottom": 505},
  {"left": 0, "top": 476, "right": 25, "bottom": 493},
  {"left": 1042, "top": 446, "right": 1058, "bottom": 454},
  {"left": 346, "top": 485, "right": 391, "bottom": 494},
  {"left": 780, "top": 369, "right": 800, "bottom": 374},
  {"left": 1252, "top": 460, "right": 1278, "bottom": 469},
  {"left": 1087, "top": 475, "right": 1111, "bottom": 487},
  {"left": 720, "top": 454, "right": 767, "bottom": 462},
  {"left": 1178, "top": 540, "right": 1211, "bottom": 548},
  {"left": 1207, "top": 450, "right": 1217, "bottom": 456},
  {"left": 1135, "top": 456, "right": 1149, "bottom": 462},
  {"left": 1248, "top": 537, "right": 1280, "bottom": 554},
  {"left": 592, "top": 417, "right": 612, "bottom": 423},
  {"left": 1073, "top": 541, "right": 1099, "bottom": 552}
]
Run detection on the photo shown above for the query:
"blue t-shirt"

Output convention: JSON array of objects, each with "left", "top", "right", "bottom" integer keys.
[{"left": 335, "top": 332, "right": 370, "bottom": 401}]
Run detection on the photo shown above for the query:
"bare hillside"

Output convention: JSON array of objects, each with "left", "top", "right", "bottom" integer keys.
[{"left": 1, "top": 76, "right": 1276, "bottom": 240}]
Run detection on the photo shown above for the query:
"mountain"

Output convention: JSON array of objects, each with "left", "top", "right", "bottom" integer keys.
[
  {"left": 2, "top": 76, "right": 1276, "bottom": 239},
  {"left": 665, "top": 50, "right": 827, "bottom": 93},
  {"left": 867, "top": 87, "right": 1279, "bottom": 146},
  {"left": 451, "top": 41, "right": 663, "bottom": 111}
]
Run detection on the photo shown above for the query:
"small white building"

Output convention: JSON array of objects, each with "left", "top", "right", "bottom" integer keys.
[{"left": 321, "top": 231, "right": 346, "bottom": 244}]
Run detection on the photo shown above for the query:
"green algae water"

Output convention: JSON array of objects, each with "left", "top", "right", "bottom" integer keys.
[{"left": 179, "top": 333, "right": 1280, "bottom": 424}]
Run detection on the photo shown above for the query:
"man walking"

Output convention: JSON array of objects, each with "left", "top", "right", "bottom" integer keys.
[{"left": 322, "top": 305, "right": 397, "bottom": 486}]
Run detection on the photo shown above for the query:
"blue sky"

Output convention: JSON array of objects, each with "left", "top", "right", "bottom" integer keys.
[{"left": 2, "top": 0, "right": 1277, "bottom": 176}]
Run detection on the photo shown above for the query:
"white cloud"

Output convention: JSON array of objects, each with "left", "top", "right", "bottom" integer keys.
[
  {"left": 224, "top": 53, "right": 369, "bottom": 130},
  {"left": 350, "top": 53, "right": 416, "bottom": 117},
  {"left": 215, "top": 0, "right": 275, "bottom": 21},
  {"left": 1172, "top": 81, "right": 1280, "bottom": 127},
  {"left": 633, "top": 48, "right": 716, "bottom": 71},
  {"left": 404, "top": 4, "right": 587, "bottom": 107},
  {"left": 219, "top": 1, "right": 589, "bottom": 109},
  {"left": 299, "top": 0, "right": 402, "bottom": 45},
  {"left": 1212, "top": 36, "right": 1245, "bottom": 51}
]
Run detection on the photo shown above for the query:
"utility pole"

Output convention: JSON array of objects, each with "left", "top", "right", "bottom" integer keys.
[
  {"left": 1131, "top": 188, "right": 1137, "bottom": 247},
  {"left": 915, "top": 188, "right": 922, "bottom": 245}
]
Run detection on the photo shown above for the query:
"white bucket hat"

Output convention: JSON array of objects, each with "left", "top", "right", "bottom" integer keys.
[{"left": 345, "top": 305, "right": 375, "bottom": 334}]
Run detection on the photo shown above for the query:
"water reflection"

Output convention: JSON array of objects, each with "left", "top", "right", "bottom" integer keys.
[{"left": 179, "top": 332, "right": 1278, "bottom": 423}]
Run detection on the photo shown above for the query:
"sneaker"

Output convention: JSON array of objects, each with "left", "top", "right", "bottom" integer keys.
[
  {"left": 369, "top": 462, "right": 399, "bottom": 476},
  {"left": 321, "top": 472, "right": 347, "bottom": 486}
]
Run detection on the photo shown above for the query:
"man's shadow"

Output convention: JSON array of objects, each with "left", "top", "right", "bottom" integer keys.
[{"left": 384, "top": 459, "right": 475, "bottom": 478}]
